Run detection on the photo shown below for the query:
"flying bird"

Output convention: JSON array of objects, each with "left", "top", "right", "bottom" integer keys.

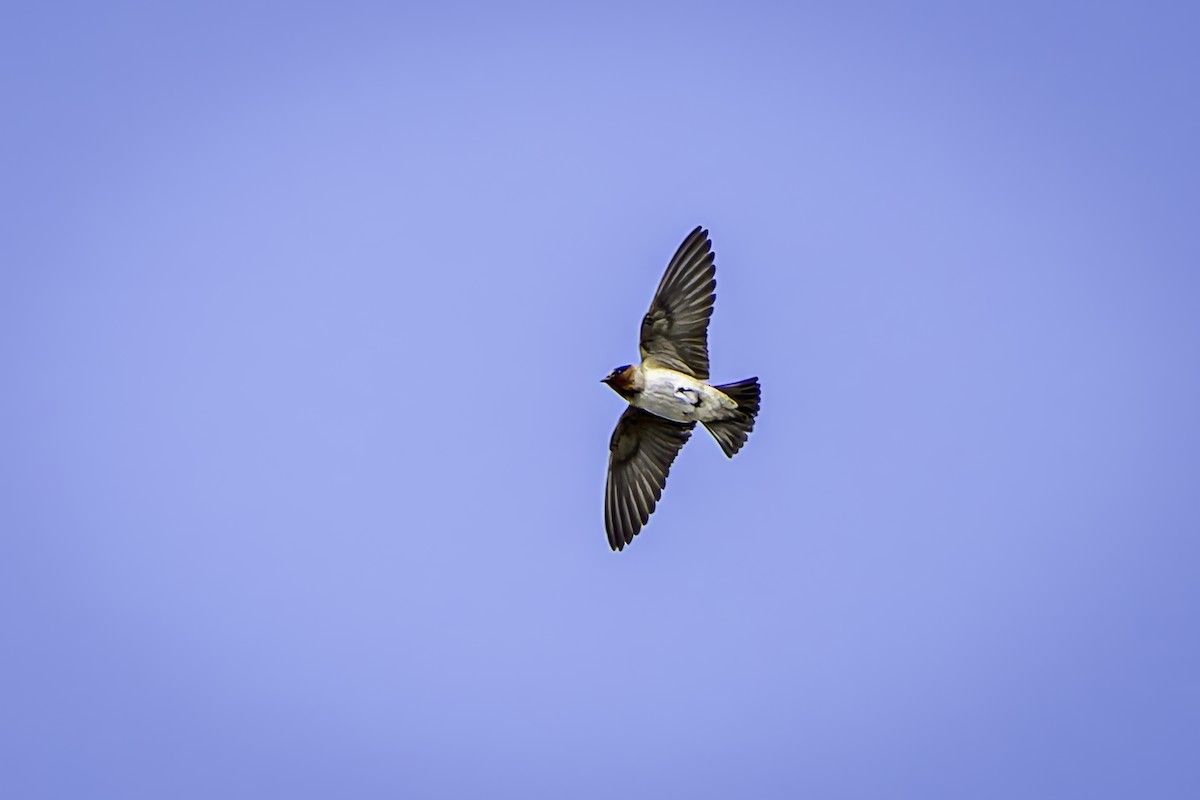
[{"left": 602, "top": 226, "right": 760, "bottom": 551}]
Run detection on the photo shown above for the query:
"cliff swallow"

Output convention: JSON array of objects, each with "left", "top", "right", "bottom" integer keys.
[{"left": 602, "top": 226, "right": 761, "bottom": 551}]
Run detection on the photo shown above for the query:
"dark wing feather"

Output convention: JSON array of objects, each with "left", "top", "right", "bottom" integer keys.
[
  {"left": 639, "top": 226, "right": 716, "bottom": 379},
  {"left": 605, "top": 407, "right": 695, "bottom": 551}
]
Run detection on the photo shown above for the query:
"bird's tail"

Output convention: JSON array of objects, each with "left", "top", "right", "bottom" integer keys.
[{"left": 703, "top": 377, "right": 761, "bottom": 458}]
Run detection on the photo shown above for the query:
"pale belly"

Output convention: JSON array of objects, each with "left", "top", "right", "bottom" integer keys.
[{"left": 633, "top": 367, "right": 738, "bottom": 423}]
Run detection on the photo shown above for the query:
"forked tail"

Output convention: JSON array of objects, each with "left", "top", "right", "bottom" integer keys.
[{"left": 703, "top": 377, "right": 761, "bottom": 458}]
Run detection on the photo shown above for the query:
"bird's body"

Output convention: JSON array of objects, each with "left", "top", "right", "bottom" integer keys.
[
  {"left": 611, "top": 364, "right": 739, "bottom": 424},
  {"left": 601, "top": 226, "right": 761, "bottom": 551}
]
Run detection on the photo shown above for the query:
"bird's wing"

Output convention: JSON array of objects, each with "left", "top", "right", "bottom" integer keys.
[
  {"left": 639, "top": 226, "right": 717, "bottom": 380},
  {"left": 605, "top": 406, "right": 695, "bottom": 551}
]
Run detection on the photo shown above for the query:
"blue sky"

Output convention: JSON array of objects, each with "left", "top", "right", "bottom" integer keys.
[{"left": 3, "top": 2, "right": 1198, "bottom": 797}]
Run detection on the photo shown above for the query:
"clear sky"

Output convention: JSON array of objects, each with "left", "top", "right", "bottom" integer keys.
[{"left": 4, "top": 2, "right": 1199, "bottom": 798}]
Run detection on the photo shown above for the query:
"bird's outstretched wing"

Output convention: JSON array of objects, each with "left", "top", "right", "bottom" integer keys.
[
  {"left": 605, "top": 407, "right": 695, "bottom": 551},
  {"left": 639, "top": 226, "right": 716, "bottom": 380}
]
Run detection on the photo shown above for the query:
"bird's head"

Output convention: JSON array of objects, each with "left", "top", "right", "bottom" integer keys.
[{"left": 602, "top": 365, "right": 638, "bottom": 397}]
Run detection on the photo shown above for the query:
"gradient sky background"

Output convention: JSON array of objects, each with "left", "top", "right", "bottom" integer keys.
[{"left": 4, "top": 2, "right": 1199, "bottom": 798}]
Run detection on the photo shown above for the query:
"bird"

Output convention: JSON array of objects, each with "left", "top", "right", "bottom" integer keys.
[{"left": 602, "top": 226, "right": 760, "bottom": 551}]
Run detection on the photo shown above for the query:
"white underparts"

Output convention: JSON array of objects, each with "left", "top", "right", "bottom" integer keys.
[{"left": 633, "top": 366, "right": 739, "bottom": 424}]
